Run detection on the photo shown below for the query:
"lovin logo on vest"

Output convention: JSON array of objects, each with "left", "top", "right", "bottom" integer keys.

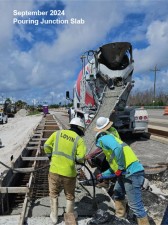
[{"left": 60, "top": 133, "right": 75, "bottom": 142}]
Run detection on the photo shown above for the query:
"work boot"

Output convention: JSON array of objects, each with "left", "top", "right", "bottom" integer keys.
[
  {"left": 137, "top": 216, "right": 150, "bottom": 225},
  {"left": 50, "top": 198, "right": 58, "bottom": 224},
  {"left": 115, "top": 200, "right": 127, "bottom": 219},
  {"left": 66, "top": 200, "right": 78, "bottom": 219}
]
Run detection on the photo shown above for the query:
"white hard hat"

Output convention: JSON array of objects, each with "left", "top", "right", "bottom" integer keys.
[
  {"left": 70, "top": 117, "right": 85, "bottom": 132},
  {"left": 94, "top": 117, "right": 113, "bottom": 132}
]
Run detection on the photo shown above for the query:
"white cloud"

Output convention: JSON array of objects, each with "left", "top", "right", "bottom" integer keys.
[
  {"left": 0, "top": 0, "right": 168, "bottom": 104},
  {"left": 133, "top": 69, "right": 168, "bottom": 95},
  {"left": 132, "top": 19, "right": 168, "bottom": 92},
  {"left": 134, "top": 20, "right": 168, "bottom": 71}
]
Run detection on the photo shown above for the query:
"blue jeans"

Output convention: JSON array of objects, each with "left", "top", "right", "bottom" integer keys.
[{"left": 113, "top": 171, "right": 147, "bottom": 218}]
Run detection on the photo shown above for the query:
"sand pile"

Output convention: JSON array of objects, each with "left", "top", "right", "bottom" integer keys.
[{"left": 15, "top": 109, "right": 28, "bottom": 117}]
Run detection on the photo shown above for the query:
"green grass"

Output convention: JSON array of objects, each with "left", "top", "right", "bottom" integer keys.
[{"left": 27, "top": 110, "right": 41, "bottom": 116}]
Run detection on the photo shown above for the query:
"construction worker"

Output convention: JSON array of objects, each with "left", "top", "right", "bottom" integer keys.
[
  {"left": 94, "top": 130, "right": 150, "bottom": 225},
  {"left": 86, "top": 116, "right": 120, "bottom": 188},
  {"left": 44, "top": 117, "right": 87, "bottom": 224}
]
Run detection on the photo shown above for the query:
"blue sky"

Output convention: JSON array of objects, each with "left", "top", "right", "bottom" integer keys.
[{"left": 0, "top": 0, "right": 168, "bottom": 105}]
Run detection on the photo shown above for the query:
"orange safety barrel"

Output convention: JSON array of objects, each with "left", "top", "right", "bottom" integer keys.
[{"left": 163, "top": 106, "right": 168, "bottom": 115}]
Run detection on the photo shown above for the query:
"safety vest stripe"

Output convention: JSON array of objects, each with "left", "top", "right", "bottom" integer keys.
[
  {"left": 121, "top": 143, "right": 127, "bottom": 147},
  {"left": 52, "top": 130, "right": 79, "bottom": 161},
  {"left": 55, "top": 151, "right": 74, "bottom": 160},
  {"left": 72, "top": 136, "right": 80, "bottom": 160},
  {"left": 53, "top": 130, "right": 60, "bottom": 155},
  {"left": 44, "top": 144, "right": 52, "bottom": 149},
  {"left": 109, "top": 142, "right": 127, "bottom": 164},
  {"left": 109, "top": 151, "right": 115, "bottom": 164}
]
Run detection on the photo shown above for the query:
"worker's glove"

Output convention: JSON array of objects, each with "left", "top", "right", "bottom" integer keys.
[
  {"left": 85, "top": 155, "right": 89, "bottom": 160},
  {"left": 96, "top": 173, "right": 103, "bottom": 180},
  {"left": 115, "top": 170, "right": 122, "bottom": 177},
  {"left": 141, "top": 178, "right": 150, "bottom": 191}
]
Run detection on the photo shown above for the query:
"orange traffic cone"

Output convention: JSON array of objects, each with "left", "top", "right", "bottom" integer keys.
[{"left": 163, "top": 106, "right": 168, "bottom": 115}]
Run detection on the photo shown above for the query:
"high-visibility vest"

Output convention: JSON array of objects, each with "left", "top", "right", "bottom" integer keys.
[
  {"left": 44, "top": 130, "right": 86, "bottom": 177},
  {"left": 108, "top": 127, "right": 121, "bottom": 139},
  {"left": 99, "top": 135, "right": 138, "bottom": 172}
]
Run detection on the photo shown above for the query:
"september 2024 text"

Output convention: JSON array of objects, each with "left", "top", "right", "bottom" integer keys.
[{"left": 13, "top": 10, "right": 85, "bottom": 25}]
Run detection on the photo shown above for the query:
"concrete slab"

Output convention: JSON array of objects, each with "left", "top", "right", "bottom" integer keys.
[
  {"left": 26, "top": 216, "right": 91, "bottom": 225},
  {"left": 0, "top": 215, "right": 20, "bottom": 225},
  {"left": 150, "top": 134, "right": 168, "bottom": 144},
  {"left": 24, "top": 183, "right": 117, "bottom": 225},
  {"left": 149, "top": 118, "right": 168, "bottom": 125},
  {"left": 149, "top": 124, "right": 168, "bottom": 132}
]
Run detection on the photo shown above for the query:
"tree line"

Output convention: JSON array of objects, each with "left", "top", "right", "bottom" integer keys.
[
  {"left": 3, "top": 89, "right": 168, "bottom": 110},
  {"left": 128, "top": 89, "right": 168, "bottom": 106}
]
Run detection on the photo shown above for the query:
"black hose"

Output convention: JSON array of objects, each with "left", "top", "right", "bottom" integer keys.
[
  {"left": 78, "top": 162, "right": 98, "bottom": 211},
  {"left": 0, "top": 160, "right": 49, "bottom": 173}
]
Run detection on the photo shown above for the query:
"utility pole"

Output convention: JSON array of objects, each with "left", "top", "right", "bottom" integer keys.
[{"left": 150, "top": 65, "right": 160, "bottom": 104}]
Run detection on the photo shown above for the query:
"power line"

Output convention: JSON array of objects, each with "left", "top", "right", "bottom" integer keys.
[{"left": 150, "top": 65, "right": 160, "bottom": 103}]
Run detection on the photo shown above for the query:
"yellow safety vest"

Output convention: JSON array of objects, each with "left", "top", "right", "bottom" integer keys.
[
  {"left": 108, "top": 127, "right": 121, "bottom": 139},
  {"left": 100, "top": 135, "right": 138, "bottom": 172},
  {"left": 44, "top": 130, "right": 86, "bottom": 177}
]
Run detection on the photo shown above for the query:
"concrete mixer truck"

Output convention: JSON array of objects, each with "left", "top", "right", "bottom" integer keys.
[{"left": 66, "top": 42, "right": 148, "bottom": 147}]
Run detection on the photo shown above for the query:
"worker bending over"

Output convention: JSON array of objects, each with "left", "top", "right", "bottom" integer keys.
[
  {"left": 86, "top": 117, "right": 121, "bottom": 188},
  {"left": 44, "top": 117, "right": 87, "bottom": 224},
  {"left": 94, "top": 123, "right": 150, "bottom": 225}
]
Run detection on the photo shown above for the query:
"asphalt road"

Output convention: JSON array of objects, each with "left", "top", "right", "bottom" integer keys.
[{"left": 147, "top": 109, "right": 167, "bottom": 119}]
